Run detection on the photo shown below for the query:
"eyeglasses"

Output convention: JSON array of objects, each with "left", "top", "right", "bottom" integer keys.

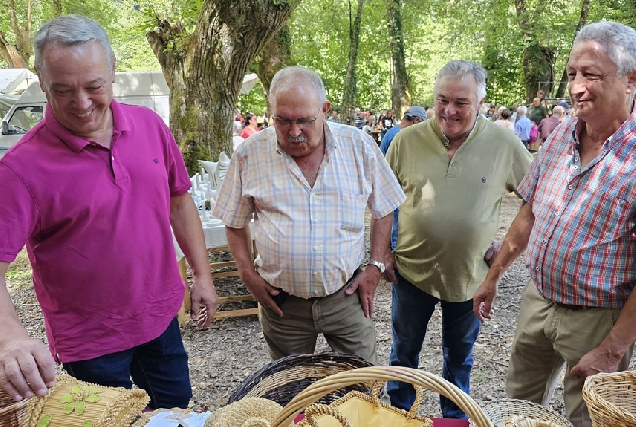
[{"left": 272, "top": 116, "right": 318, "bottom": 128}]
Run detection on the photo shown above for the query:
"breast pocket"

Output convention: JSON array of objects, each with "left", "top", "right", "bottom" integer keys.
[
  {"left": 338, "top": 193, "right": 366, "bottom": 232},
  {"left": 589, "top": 195, "right": 632, "bottom": 244}
]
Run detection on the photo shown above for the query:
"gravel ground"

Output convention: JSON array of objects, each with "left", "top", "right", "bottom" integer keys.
[{"left": 7, "top": 193, "right": 635, "bottom": 421}]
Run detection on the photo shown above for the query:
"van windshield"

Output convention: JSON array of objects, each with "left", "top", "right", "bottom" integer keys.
[{"left": 6, "top": 105, "right": 44, "bottom": 134}]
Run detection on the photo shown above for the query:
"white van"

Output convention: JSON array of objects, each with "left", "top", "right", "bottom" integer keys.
[{"left": 0, "top": 71, "right": 170, "bottom": 156}]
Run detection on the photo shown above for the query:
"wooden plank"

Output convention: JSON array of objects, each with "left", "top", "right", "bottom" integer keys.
[
  {"left": 213, "top": 307, "right": 259, "bottom": 319},
  {"left": 217, "top": 295, "right": 255, "bottom": 304}
]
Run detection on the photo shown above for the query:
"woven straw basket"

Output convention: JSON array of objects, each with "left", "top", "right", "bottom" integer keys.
[
  {"left": 228, "top": 353, "right": 373, "bottom": 407},
  {"left": 21, "top": 375, "right": 149, "bottom": 427},
  {"left": 270, "top": 366, "right": 493, "bottom": 427},
  {"left": 475, "top": 399, "right": 572, "bottom": 427},
  {"left": 0, "top": 387, "right": 28, "bottom": 427},
  {"left": 582, "top": 370, "right": 636, "bottom": 426}
]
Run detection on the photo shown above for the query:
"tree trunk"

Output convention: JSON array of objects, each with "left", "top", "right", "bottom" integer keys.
[
  {"left": 342, "top": 0, "right": 364, "bottom": 124},
  {"left": 387, "top": 0, "right": 411, "bottom": 118},
  {"left": 254, "top": 25, "right": 292, "bottom": 111},
  {"left": 0, "top": 0, "right": 32, "bottom": 68},
  {"left": 147, "top": 0, "right": 299, "bottom": 173},
  {"left": 515, "top": 0, "right": 554, "bottom": 103},
  {"left": 555, "top": 0, "right": 590, "bottom": 99}
]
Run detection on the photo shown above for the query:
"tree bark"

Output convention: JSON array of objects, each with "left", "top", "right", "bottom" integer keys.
[
  {"left": 555, "top": 0, "right": 590, "bottom": 99},
  {"left": 1, "top": 0, "right": 32, "bottom": 68},
  {"left": 387, "top": 0, "right": 411, "bottom": 118},
  {"left": 254, "top": 25, "right": 292, "bottom": 110},
  {"left": 147, "top": 0, "right": 299, "bottom": 172},
  {"left": 342, "top": 0, "right": 364, "bottom": 124}
]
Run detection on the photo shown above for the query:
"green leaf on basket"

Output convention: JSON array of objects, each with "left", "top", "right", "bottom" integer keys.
[
  {"left": 64, "top": 402, "right": 75, "bottom": 414},
  {"left": 60, "top": 394, "right": 73, "bottom": 403},
  {"left": 85, "top": 394, "right": 101, "bottom": 403},
  {"left": 85, "top": 386, "right": 103, "bottom": 394},
  {"left": 37, "top": 415, "right": 52, "bottom": 427},
  {"left": 71, "top": 386, "right": 81, "bottom": 394},
  {"left": 76, "top": 401, "right": 85, "bottom": 415},
  {"left": 84, "top": 421, "right": 94, "bottom": 427}
]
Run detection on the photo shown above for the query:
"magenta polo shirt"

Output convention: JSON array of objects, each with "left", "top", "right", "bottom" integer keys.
[{"left": 0, "top": 100, "right": 191, "bottom": 362}]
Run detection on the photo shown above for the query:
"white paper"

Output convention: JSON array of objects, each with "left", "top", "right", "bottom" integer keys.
[{"left": 143, "top": 410, "right": 212, "bottom": 427}]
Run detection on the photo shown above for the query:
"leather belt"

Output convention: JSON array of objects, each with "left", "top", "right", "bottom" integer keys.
[{"left": 552, "top": 301, "right": 586, "bottom": 311}]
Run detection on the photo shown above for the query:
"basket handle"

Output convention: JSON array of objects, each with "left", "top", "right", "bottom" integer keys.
[
  {"left": 271, "top": 366, "right": 492, "bottom": 427},
  {"left": 302, "top": 403, "right": 352, "bottom": 427},
  {"left": 370, "top": 379, "right": 425, "bottom": 418}
]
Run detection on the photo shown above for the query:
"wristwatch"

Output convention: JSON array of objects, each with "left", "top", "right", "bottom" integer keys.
[{"left": 368, "top": 259, "right": 386, "bottom": 274}]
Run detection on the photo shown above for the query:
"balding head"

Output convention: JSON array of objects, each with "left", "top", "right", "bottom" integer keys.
[{"left": 552, "top": 106, "right": 564, "bottom": 117}]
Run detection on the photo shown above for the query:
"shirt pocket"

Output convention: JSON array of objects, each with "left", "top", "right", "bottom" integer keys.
[
  {"left": 588, "top": 195, "right": 631, "bottom": 244},
  {"left": 338, "top": 193, "right": 366, "bottom": 232}
]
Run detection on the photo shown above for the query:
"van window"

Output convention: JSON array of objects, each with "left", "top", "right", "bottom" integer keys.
[{"left": 7, "top": 105, "right": 44, "bottom": 134}]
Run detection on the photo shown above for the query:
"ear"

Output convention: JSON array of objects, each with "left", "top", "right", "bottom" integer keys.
[
  {"left": 626, "top": 69, "right": 636, "bottom": 95},
  {"left": 322, "top": 101, "right": 331, "bottom": 114}
]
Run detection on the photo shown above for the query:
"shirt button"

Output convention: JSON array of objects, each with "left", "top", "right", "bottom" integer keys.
[
  {"left": 568, "top": 185, "right": 573, "bottom": 190},
  {"left": 542, "top": 239, "right": 547, "bottom": 244},
  {"left": 313, "top": 271, "right": 319, "bottom": 276},
  {"left": 111, "top": 156, "right": 115, "bottom": 161},
  {"left": 535, "top": 267, "right": 540, "bottom": 271},
  {"left": 450, "top": 162, "right": 456, "bottom": 167}
]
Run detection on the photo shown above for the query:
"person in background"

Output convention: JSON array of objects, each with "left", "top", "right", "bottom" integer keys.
[
  {"left": 327, "top": 111, "right": 339, "bottom": 123},
  {"left": 537, "top": 105, "right": 565, "bottom": 144},
  {"left": 528, "top": 97, "right": 548, "bottom": 125},
  {"left": 213, "top": 66, "right": 405, "bottom": 364},
  {"left": 241, "top": 113, "right": 259, "bottom": 139},
  {"left": 473, "top": 20, "right": 636, "bottom": 427},
  {"left": 380, "top": 106, "right": 427, "bottom": 253},
  {"left": 380, "top": 109, "right": 396, "bottom": 139},
  {"left": 386, "top": 60, "right": 533, "bottom": 420},
  {"left": 515, "top": 105, "right": 532, "bottom": 149},
  {"left": 0, "top": 14, "right": 217, "bottom": 409},
  {"left": 495, "top": 107, "right": 515, "bottom": 132}
]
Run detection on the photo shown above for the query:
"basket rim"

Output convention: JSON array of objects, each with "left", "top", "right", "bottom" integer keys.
[{"left": 477, "top": 398, "right": 572, "bottom": 427}]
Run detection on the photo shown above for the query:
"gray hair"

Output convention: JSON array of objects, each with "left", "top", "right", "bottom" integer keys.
[
  {"left": 434, "top": 60, "right": 487, "bottom": 101},
  {"left": 574, "top": 20, "right": 636, "bottom": 76},
  {"left": 552, "top": 105, "right": 565, "bottom": 116},
  {"left": 517, "top": 105, "right": 527, "bottom": 115},
  {"left": 34, "top": 14, "right": 115, "bottom": 73},
  {"left": 269, "top": 66, "right": 327, "bottom": 110}
]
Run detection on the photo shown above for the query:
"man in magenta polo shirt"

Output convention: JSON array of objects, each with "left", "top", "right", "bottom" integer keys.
[{"left": 0, "top": 15, "right": 218, "bottom": 409}]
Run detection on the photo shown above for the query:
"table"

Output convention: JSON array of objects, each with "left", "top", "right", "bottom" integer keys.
[{"left": 175, "top": 221, "right": 258, "bottom": 324}]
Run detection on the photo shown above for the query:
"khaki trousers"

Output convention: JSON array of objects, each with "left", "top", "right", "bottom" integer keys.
[
  {"left": 507, "top": 281, "right": 633, "bottom": 427},
  {"left": 259, "top": 284, "right": 377, "bottom": 364}
]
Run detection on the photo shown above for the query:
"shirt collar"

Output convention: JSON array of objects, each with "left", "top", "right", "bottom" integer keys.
[
  {"left": 431, "top": 115, "right": 481, "bottom": 148},
  {"left": 45, "top": 99, "right": 129, "bottom": 152}
]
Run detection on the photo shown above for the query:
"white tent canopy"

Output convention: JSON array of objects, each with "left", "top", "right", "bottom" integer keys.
[
  {"left": 240, "top": 73, "right": 260, "bottom": 95},
  {"left": 0, "top": 69, "right": 37, "bottom": 97}
]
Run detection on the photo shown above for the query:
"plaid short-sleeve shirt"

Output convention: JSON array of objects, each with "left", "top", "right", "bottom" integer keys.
[{"left": 519, "top": 111, "right": 636, "bottom": 308}]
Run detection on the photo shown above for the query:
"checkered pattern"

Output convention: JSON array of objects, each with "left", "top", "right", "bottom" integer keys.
[
  {"left": 519, "top": 113, "right": 636, "bottom": 307},
  {"left": 213, "top": 122, "right": 405, "bottom": 298}
]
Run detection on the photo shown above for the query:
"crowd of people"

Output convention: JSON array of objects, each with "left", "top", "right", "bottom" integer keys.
[{"left": 0, "top": 13, "right": 635, "bottom": 427}]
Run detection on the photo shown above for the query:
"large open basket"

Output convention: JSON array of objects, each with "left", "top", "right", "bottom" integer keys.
[
  {"left": 476, "top": 399, "right": 572, "bottom": 427},
  {"left": 0, "top": 388, "right": 28, "bottom": 427},
  {"left": 228, "top": 352, "right": 373, "bottom": 407},
  {"left": 582, "top": 370, "right": 636, "bottom": 426}
]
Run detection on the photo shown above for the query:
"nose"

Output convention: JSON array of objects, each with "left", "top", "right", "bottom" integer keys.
[
  {"left": 73, "top": 89, "right": 92, "bottom": 110},
  {"left": 288, "top": 121, "right": 302, "bottom": 137},
  {"left": 568, "top": 73, "right": 586, "bottom": 97}
]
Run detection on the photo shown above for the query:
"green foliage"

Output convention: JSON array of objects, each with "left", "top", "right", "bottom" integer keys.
[{"left": 237, "top": 82, "right": 268, "bottom": 115}]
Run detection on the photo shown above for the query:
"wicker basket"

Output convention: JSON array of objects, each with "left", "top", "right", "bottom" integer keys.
[
  {"left": 0, "top": 387, "right": 28, "bottom": 427},
  {"left": 271, "top": 366, "right": 493, "bottom": 427},
  {"left": 228, "top": 353, "right": 373, "bottom": 406},
  {"left": 582, "top": 370, "right": 636, "bottom": 426},
  {"left": 475, "top": 399, "right": 572, "bottom": 427}
]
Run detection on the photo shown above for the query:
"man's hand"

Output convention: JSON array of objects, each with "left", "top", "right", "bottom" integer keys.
[
  {"left": 571, "top": 346, "right": 623, "bottom": 381},
  {"left": 484, "top": 240, "right": 503, "bottom": 268},
  {"left": 242, "top": 271, "right": 284, "bottom": 317},
  {"left": 189, "top": 275, "right": 218, "bottom": 328},
  {"left": 473, "top": 280, "right": 497, "bottom": 322},
  {"left": 384, "top": 252, "right": 398, "bottom": 284},
  {"left": 0, "top": 338, "right": 56, "bottom": 401},
  {"left": 345, "top": 267, "right": 382, "bottom": 318}
]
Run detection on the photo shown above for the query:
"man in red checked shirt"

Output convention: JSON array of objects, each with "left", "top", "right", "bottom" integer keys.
[{"left": 473, "top": 20, "right": 636, "bottom": 427}]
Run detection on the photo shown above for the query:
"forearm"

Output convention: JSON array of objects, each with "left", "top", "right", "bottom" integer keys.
[
  {"left": 0, "top": 265, "right": 29, "bottom": 343},
  {"left": 225, "top": 226, "right": 257, "bottom": 280},
  {"left": 598, "top": 291, "right": 636, "bottom": 360},
  {"left": 369, "top": 213, "right": 393, "bottom": 262},
  {"left": 486, "top": 201, "right": 534, "bottom": 282},
  {"left": 170, "top": 194, "right": 210, "bottom": 278}
]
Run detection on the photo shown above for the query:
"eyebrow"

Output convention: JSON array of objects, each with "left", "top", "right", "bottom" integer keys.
[{"left": 50, "top": 78, "right": 106, "bottom": 89}]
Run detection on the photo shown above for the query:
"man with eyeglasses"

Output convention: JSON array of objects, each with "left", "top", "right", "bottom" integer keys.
[{"left": 213, "top": 66, "right": 405, "bottom": 363}]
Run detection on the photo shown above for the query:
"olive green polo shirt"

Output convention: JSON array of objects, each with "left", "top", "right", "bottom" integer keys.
[{"left": 386, "top": 116, "right": 533, "bottom": 302}]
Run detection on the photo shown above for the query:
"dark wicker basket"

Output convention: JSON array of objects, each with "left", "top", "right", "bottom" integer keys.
[
  {"left": 0, "top": 388, "right": 28, "bottom": 427},
  {"left": 227, "top": 352, "right": 374, "bottom": 406}
]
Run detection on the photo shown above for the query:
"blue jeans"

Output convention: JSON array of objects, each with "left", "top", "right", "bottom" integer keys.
[
  {"left": 387, "top": 273, "right": 480, "bottom": 419},
  {"left": 63, "top": 317, "right": 192, "bottom": 409}
]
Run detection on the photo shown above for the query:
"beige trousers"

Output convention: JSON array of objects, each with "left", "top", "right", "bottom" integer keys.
[
  {"left": 506, "top": 281, "right": 633, "bottom": 427},
  {"left": 259, "top": 284, "right": 377, "bottom": 364}
]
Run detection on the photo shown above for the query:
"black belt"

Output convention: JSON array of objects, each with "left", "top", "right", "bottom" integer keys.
[{"left": 552, "top": 301, "right": 586, "bottom": 311}]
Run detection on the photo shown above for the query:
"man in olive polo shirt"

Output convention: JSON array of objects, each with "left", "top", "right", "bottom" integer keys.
[{"left": 385, "top": 60, "right": 533, "bottom": 420}]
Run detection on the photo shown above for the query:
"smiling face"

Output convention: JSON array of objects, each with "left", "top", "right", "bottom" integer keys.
[
  {"left": 36, "top": 41, "right": 115, "bottom": 141},
  {"left": 434, "top": 75, "right": 483, "bottom": 144},
  {"left": 567, "top": 40, "right": 636, "bottom": 126},
  {"left": 270, "top": 83, "right": 330, "bottom": 158}
]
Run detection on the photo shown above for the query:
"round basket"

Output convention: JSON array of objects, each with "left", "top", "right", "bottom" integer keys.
[
  {"left": 582, "top": 370, "right": 636, "bottom": 426},
  {"left": 0, "top": 388, "right": 28, "bottom": 427},
  {"left": 476, "top": 399, "right": 572, "bottom": 427},
  {"left": 228, "top": 352, "right": 373, "bottom": 406}
]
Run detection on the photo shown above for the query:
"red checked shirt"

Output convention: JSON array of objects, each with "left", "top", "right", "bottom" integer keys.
[{"left": 518, "top": 109, "right": 636, "bottom": 308}]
